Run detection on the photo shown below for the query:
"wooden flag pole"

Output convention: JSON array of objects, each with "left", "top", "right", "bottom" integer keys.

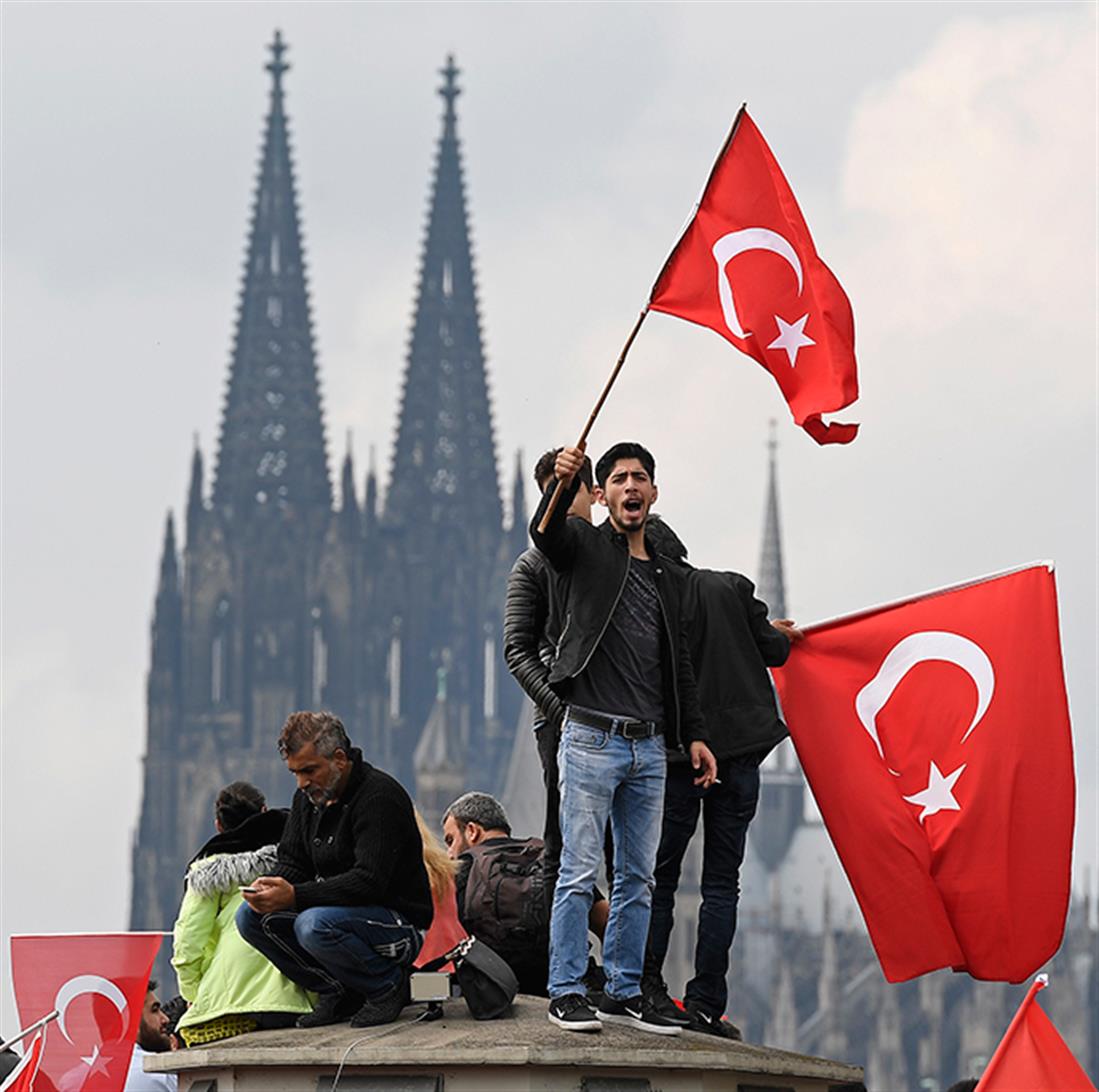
[{"left": 536, "top": 307, "right": 650, "bottom": 534}]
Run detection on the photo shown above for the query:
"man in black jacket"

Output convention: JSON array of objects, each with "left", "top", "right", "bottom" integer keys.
[
  {"left": 532, "top": 441, "right": 717, "bottom": 1036},
  {"left": 237, "top": 711, "right": 433, "bottom": 1030},
  {"left": 503, "top": 448, "right": 594, "bottom": 891},
  {"left": 641, "top": 517, "right": 801, "bottom": 1039}
]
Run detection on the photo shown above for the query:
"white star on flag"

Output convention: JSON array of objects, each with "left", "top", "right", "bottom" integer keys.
[
  {"left": 767, "top": 313, "right": 815, "bottom": 367},
  {"left": 903, "top": 761, "right": 967, "bottom": 823}
]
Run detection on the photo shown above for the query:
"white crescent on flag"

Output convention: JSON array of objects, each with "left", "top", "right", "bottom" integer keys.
[{"left": 854, "top": 630, "right": 996, "bottom": 766}]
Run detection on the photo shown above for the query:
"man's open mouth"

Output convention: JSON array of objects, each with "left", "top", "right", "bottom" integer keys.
[{"left": 624, "top": 498, "right": 643, "bottom": 514}]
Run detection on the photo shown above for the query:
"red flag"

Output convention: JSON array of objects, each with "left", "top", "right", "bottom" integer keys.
[
  {"left": 774, "top": 564, "right": 1074, "bottom": 982},
  {"left": 976, "top": 976, "right": 1096, "bottom": 1091},
  {"left": 0, "top": 1029, "right": 46, "bottom": 1092},
  {"left": 649, "top": 107, "right": 858, "bottom": 444},
  {"left": 10, "top": 933, "right": 163, "bottom": 1092}
]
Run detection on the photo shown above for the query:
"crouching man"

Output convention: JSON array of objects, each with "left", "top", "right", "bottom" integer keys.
[{"left": 237, "top": 711, "right": 433, "bottom": 1029}]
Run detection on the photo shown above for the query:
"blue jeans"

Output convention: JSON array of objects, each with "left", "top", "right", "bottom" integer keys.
[
  {"left": 236, "top": 902, "right": 422, "bottom": 999},
  {"left": 548, "top": 717, "right": 665, "bottom": 1000},
  {"left": 644, "top": 756, "right": 760, "bottom": 1016}
]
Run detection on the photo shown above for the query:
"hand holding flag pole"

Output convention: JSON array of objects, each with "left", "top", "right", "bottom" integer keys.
[{"left": 539, "top": 106, "right": 859, "bottom": 534}]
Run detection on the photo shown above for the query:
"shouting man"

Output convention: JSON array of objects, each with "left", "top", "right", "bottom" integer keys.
[{"left": 531, "top": 441, "right": 717, "bottom": 1035}]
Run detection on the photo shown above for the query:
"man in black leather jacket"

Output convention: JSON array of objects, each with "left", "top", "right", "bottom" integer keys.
[
  {"left": 531, "top": 441, "right": 716, "bottom": 1036},
  {"left": 641, "top": 516, "right": 802, "bottom": 1040}
]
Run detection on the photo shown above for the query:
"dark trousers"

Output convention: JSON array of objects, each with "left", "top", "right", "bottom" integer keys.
[
  {"left": 644, "top": 756, "right": 760, "bottom": 1017},
  {"left": 236, "top": 902, "right": 422, "bottom": 999}
]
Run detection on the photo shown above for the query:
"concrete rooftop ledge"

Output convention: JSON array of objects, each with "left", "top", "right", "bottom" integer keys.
[{"left": 146, "top": 995, "right": 863, "bottom": 1092}]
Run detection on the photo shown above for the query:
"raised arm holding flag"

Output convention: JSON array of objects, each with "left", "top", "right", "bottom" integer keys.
[{"left": 540, "top": 105, "right": 859, "bottom": 533}]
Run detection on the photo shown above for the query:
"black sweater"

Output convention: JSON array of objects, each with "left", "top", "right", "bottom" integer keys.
[{"left": 273, "top": 750, "right": 434, "bottom": 928}]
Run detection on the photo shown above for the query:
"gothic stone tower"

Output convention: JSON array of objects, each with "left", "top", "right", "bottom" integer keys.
[
  {"left": 130, "top": 37, "right": 524, "bottom": 969},
  {"left": 131, "top": 32, "right": 343, "bottom": 952},
  {"left": 384, "top": 56, "right": 521, "bottom": 791}
]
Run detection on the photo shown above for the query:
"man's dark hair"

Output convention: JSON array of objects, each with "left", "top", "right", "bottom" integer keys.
[
  {"left": 147, "top": 978, "right": 158, "bottom": 993},
  {"left": 215, "top": 781, "right": 266, "bottom": 831},
  {"left": 595, "top": 442, "right": 656, "bottom": 488},
  {"left": 278, "top": 711, "right": 351, "bottom": 759},
  {"left": 444, "top": 791, "right": 511, "bottom": 835},
  {"left": 645, "top": 514, "right": 689, "bottom": 565},
  {"left": 160, "top": 994, "right": 187, "bottom": 1035},
  {"left": 534, "top": 448, "right": 593, "bottom": 493}
]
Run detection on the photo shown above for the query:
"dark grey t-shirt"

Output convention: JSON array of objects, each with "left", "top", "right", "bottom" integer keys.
[{"left": 563, "top": 557, "right": 664, "bottom": 723}]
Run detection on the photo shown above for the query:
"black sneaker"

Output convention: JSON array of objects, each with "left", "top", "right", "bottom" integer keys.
[
  {"left": 641, "top": 985, "right": 691, "bottom": 1028},
  {"left": 350, "top": 974, "right": 409, "bottom": 1028},
  {"left": 597, "top": 994, "right": 683, "bottom": 1036},
  {"left": 686, "top": 1006, "right": 742, "bottom": 1040},
  {"left": 296, "top": 988, "right": 361, "bottom": 1028},
  {"left": 548, "top": 993, "right": 602, "bottom": 1032}
]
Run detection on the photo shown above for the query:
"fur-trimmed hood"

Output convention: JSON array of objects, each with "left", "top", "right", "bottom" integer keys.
[{"left": 186, "top": 845, "right": 279, "bottom": 898}]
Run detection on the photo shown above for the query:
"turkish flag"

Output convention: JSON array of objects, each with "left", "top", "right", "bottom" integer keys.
[
  {"left": 0, "top": 1029, "right": 46, "bottom": 1092},
  {"left": 649, "top": 107, "right": 858, "bottom": 445},
  {"left": 774, "top": 564, "right": 1074, "bottom": 983},
  {"left": 10, "top": 933, "right": 163, "bottom": 1092},
  {"left": 976, "top": 976, "right": 1096, "bottom": 1091}
]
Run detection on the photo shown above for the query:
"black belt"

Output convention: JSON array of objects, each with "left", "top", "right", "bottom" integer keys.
[{"left": 567, "top": 706, "right": 662, "bottom": 740}]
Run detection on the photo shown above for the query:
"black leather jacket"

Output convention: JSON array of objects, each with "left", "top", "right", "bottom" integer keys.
[
  {"left": 530, "top": 478, "right": 707, "bottom": 751},
  {"left": 503, "top": 547, "right": 566, "bottom": 729}
]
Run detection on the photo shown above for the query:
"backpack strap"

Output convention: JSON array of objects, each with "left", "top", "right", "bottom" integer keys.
[{"left": 417, "top": 937, "right": 474, "bottom": 974}]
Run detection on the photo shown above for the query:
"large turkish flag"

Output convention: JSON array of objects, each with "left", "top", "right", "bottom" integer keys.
[
  {"left": 649, "top": 108, "right": 859, "bottom": 444},
  {"left": 774, "top": 564, "right": 1074, "bottom": 983},
  {"left": 10, "top": 933, "right": 163, "bottom": 1092}
]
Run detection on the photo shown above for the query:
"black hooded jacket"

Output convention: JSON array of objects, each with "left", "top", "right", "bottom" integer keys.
[
  {"left": 680, "top": 568, "right": 791, "bottom": 761},
  {"left": 530, "top": 477, "right": 707, "bottom": 751}
]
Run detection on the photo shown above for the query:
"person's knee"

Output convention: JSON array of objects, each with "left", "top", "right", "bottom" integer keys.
[{"left": 293, "top": 907, "right": 335, "bottom": 954}]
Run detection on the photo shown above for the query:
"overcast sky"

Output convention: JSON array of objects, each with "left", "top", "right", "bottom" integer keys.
[{"left": 2, "top": 1, "right": 1095, "bottom": 1033}]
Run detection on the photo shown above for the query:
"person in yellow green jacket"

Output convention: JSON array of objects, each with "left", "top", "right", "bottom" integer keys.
[{"left": 172, "top": 782, "right": 314, "bottom": 1046}]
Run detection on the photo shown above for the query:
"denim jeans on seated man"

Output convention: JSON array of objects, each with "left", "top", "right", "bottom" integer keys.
[
  {"left": 644, "top": 755, "right": 760, "bottom": 1017},
  {"left": 548, "top": 716, "right": 665, "bottom": 1000},
  {"left": 236, "top": 902, "right": 422, "bottom": 1001}
]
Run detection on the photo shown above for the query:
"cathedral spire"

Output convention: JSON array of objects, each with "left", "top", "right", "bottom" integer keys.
[
  {"left": 212, "top": 30, "right": 331, "bottom": 521},
  {"left": 157, "top": 511, "right": 180, "bottom": 602},
  {"left": 364, "top": 445, "right": 378, "bottom": 535},
  {"left": 757, "top": 420, "right": 788, "bottom": 618},
  {"left": 186, "top": 438, "right": 204, "bottom": 546},
  {"left": 152, "top": 511, "right": 182, "bottom": 673},
  {"left": 339, "top": 435, "right": 360, "bottom": 537},
  {"left": 508, "top": 449, "right": 527, "bottom": 556},
  {"left": 384, "top": 55, "right": 501, "bottom": 531}
]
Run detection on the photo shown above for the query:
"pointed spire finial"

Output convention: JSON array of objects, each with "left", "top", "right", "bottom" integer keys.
[
  {"left": 266, "top": 29, "right": 290, "bottom": 92},
  {"left": 768, "top": 417, "right": 778, "bottom": 458},
  {"left": 439, "top": 54, "right": 461, "bottom": 118}
]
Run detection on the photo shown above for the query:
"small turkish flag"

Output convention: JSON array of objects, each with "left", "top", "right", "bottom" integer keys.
[
  {"left": 774, "top": 564, "right": 1074, "bottom": 983},
  {"left": 976, "top": 976, "right": 1096, "bottom": 1091},
  {"left": 649, "top": 107, "right": 858, "bottom": 444},
  {"left": 0, "top": 1029, "right": 46, "bottom": 1092},
  {"left": 10, "top": 933, "right": 163, "bottom": 1092}
]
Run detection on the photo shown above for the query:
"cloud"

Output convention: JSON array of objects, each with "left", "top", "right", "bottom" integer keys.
[{"left": 840, "top": 7, "right": 1096, "bottom": 351}]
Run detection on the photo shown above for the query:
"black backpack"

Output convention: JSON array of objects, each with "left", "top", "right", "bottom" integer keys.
[{"left": 460, "top": 837, "right": 548, "bottom": 952}]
